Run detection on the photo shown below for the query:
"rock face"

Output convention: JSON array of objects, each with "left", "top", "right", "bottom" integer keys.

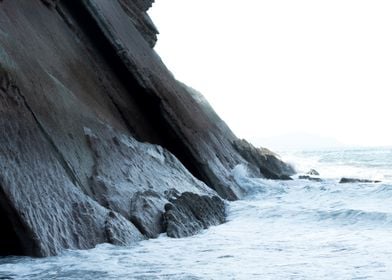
[
  {"left": 163, "top": 192, "right": 226, "bottom": 238},
  {"left": 233, "top": 139, "right": 295, "bottom": 180},
  {"left": 0, "top": 0, "right": 294, "bottom": 257}
]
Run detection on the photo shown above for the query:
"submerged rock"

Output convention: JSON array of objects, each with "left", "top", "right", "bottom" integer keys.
[
  {"left": 299, "top": 175, "right": 323, "bottom": 182},
  {"left": 339, "top": 178, "right": 381, "bottom": 184}
]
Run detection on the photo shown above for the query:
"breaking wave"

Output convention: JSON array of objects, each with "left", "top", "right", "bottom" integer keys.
[{"left": 1, "top": 147, "right": 392, "bottom": 279}]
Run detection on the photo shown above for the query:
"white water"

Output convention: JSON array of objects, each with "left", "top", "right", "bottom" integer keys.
[{"left": 1, "top": 147, "right": 392, "bottom": 279}]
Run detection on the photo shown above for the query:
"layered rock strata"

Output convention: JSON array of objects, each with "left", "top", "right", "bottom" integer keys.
[{"left": 0, "top": 0, "right": 294, "bottom": 257}]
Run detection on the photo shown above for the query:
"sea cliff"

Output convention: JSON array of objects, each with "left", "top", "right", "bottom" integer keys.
[{"left": 0, "top": 0, "right": 294, "bottom": 257}]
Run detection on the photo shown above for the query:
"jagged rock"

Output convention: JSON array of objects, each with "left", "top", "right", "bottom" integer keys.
[
  {"left": 118, "top": 0, "right": 159, "bottom": 47},
  {"left": 299, "top": 175, "right": 323, "bottom": 182},
  {"left": 163, "top": 192, "right": 226, "bottom": 238},
  {"left": 233, "top": 139, "right": 295, "bottom": 180},
  {"left": 129, "top": 191, "right": 167, "bottom": 238},
  {"left": 105, "top": 211, "right": 145, "bottom": 246},
  {"left": 85, "top": 125, "right": 217, "bottom": 226},
  {"left": 339, "top": 178, "right": 381, "bottom": 184},
  {"left": 67, "top": 0, "right": 249, "bottom": 200},
  {"left": 307, "top": 169, "right": 320, "bottom": 176},
  {"left": 163, "top": 188, "right": 181, "bottom": 201}
]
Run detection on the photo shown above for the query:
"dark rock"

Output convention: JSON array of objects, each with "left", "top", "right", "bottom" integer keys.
[
  {"left": 307, "top": 169, "right": 320, "bottom": 176},
  {"left": 0, "top": 67, "right": 142, "bottom": 256},
  {"left": 129, "top": 191, "right": 167, "bottom": 238},
  {"left": 118, "top": 0, "right": 159, "bottom": 48},
  {"left": 41, "top": 0, "right": 59, "bottom": 9},
  {"left": 233, "top": 139, "right": 296, "bottom": 180},
  {"left": 105, "top": 211, "right": 145, "bottom": 246},
  {"left": 339, "top": 178, "right": 381, "bottom": 184},
  {"left": 299, "top": 175, "right": 323, "bottom": 182},
  {"left": 85, "top": 126, "right": 218, "bottom": 238},
  {"left": 163, "top": 192, "right": 226, "bottom": 238},
  {"left": 69, "top": 0, "right": 293, "bottom": 200},
  {"left": 164, "top": 188, "right": 181, "bottom": 201},
  {"left": 0, "top": 0, "right": 293, "bottom": 257}
]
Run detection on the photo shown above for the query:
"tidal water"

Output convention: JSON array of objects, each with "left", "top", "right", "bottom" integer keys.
[{"left": 1, "top": 147, "right": 392, "bottom": 279}]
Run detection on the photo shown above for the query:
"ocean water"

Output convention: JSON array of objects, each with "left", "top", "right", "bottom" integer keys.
[{"left": 1, "top": 147, "right": 392, "bottom": 280}]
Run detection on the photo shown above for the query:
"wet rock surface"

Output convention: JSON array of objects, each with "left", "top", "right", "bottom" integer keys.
[
  {"left": 233, "top": 139, "right": 296, "bottom": 180},
  {"left": 339, "top": 178, "right": 381, "bottom": 184},
  {"left": 129, "top": 191, "right": 166, "bottom": 239},
  {"left": 105, "top": 211, "right": 145, "bottom": 246},
  {"left": 0, "top": 0, "right": 293, "bottom": 256},
  {"left": 164, "top": 193, "right": 226, "bottom": 238},
  {"left": 299, "top": 175, "right": 323, "bottom": 182}
]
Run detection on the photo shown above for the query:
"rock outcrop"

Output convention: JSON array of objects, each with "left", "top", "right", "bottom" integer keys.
[
  {"left": 0, "top": 0, "right": 294, "bottom": 257},
  {"left": 307, "top": 169, "right": 320, "bottom": 176},
  {"left": 339, "top": 178, "right": 381, "bottom": 184},
  {"left": 298, "top": 175, "right": 323, "bottom": 182},
  {"left": 233, "top": 139, "right": 295, "bottom": 180},
  {"left": 163, "top": 192, "right": 226, "bottom": 238}
]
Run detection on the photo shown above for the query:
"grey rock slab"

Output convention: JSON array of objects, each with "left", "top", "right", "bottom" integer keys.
[
  {"left": 164, "top": 192, "right": 226, "bottom": 238},
  {"left": 0, "top": 70, "right": 143, "bottom": 257}
]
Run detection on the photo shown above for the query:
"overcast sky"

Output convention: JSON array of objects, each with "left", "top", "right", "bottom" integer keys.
[{"left": 149, "top": 1, "right": 392, "bottom": 149}]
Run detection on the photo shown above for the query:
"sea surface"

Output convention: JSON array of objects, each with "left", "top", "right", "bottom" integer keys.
[{"left": 1, "top": 147, "right": 392, "bottom": 279}]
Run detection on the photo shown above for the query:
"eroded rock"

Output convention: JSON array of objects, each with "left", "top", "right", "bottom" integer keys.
[
  {"left": 0, "top": 0, "right": 293, "bottom": 257},
  {"left": 163, "top": 192, "right": 226, "bottom": 238},
  {"left": 129, "top": 191, "right": 167, "bottom": 238},
  {"left": 233, "top": 139, "right": 295, "bottom": 180},
  {"left": 105, "top": 211, "right": 145, "bottom": 246}
]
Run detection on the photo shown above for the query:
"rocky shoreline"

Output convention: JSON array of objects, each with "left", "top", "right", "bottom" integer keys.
[{"left": 0, "top": 0, "right": 294, "bottom": 257}]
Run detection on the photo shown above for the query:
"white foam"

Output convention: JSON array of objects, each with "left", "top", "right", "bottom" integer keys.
[{"left": 2, "top": 148, "right": 392, "bottom": 279}]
